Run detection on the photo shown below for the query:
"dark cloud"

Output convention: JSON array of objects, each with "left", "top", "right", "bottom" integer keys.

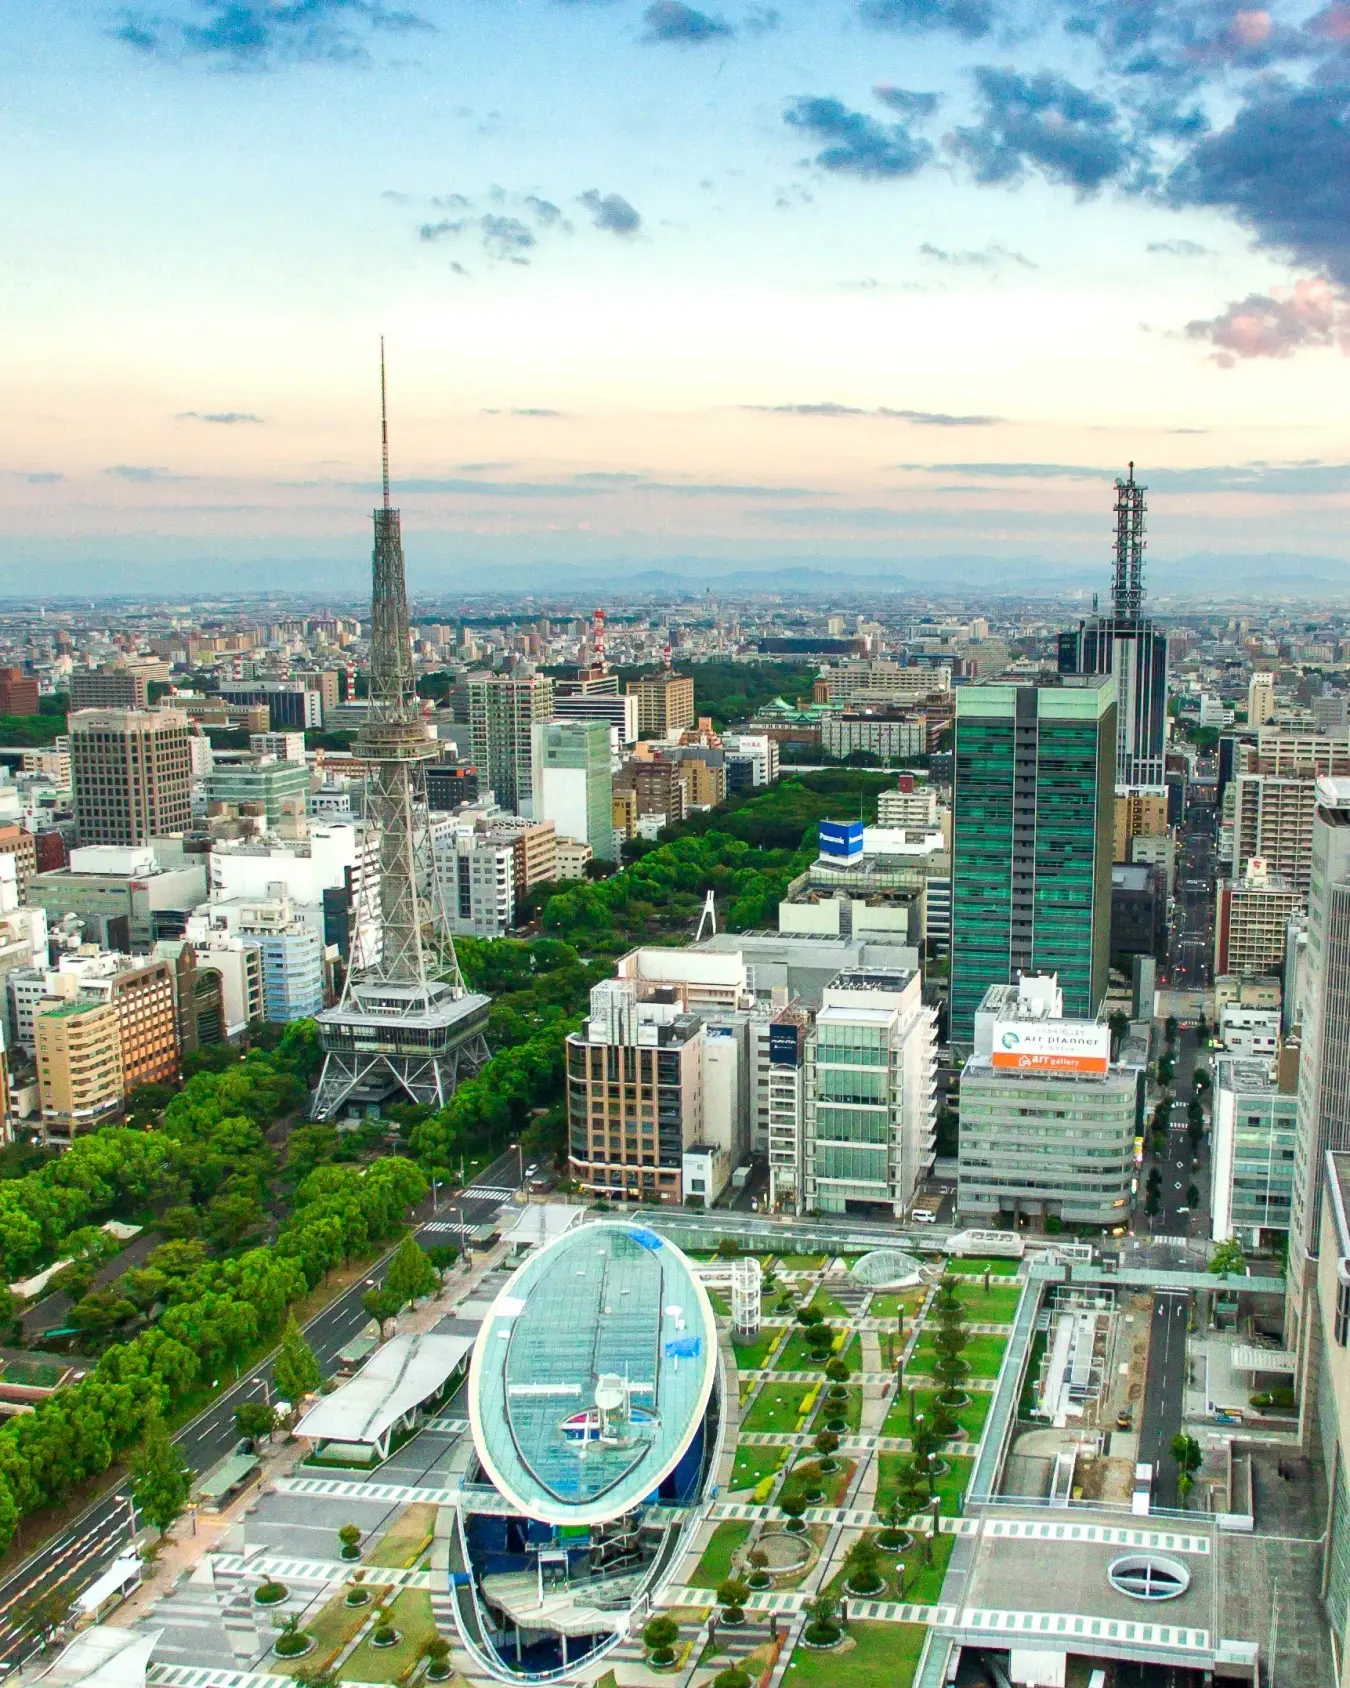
[
  {"left": 580, "top": 189, "right": 642, "bottom": 234},
  {"left": 1147, "top": 237, "right": 1210, "bottom": 256},
  {"left": 524, "top": 195, "right": 563, "bottom": 225},
  {"left": 919, "top": 241, "right": 1036, "bottom": 268},
  {"left": 1185, "top": 280, "right": 1350, "bottom": 364},
  {"left": 113, "top": 0, "right": 433, "bottom": 67},
  {"left": 104, "top": 465, "right": 186, "bottom": 482},
  {"left": 431, "top": 192, "right": 472, "bottom": 209},
  {"left": 176, "top": 410, "right": 263, "bottom": 424},
  {"left": 16, "top": 472, "right": 64, "bottom": 484},
  {"left": 748, "top": 403, "right": 1001, "bottom": 424},
  {"left": 859, "top": 0, "right": 994, "bottom": 40},
  {"left": 419, "top": 219, "right": 466, "bottom": 241},
  {"left": 479, "top": 214, "right": 535, "bottom": 261},
  {"left": 641, "top": 1, "right": 732, "bottom": 42},
  {"left": 954, "top": 67, "right": 1139, "bottom": 192},
  {"left": 1060, "top": 0, "right": 1315, "bottom": 79},
  {"left": 873, "top": 85, "right": 940, "bottom": 118},
  {"left": 784, "top": 96, "right": 933, "bottom": 179},
  {"left": 1166, "top": 78, "right": 1350, "bottom": 285}
]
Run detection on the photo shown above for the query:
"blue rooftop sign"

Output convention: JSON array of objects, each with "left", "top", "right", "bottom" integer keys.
[{"left": 819, "top": 818, "right": 864, "bottom": 859}]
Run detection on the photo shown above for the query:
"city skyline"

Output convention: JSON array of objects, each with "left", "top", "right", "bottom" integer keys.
[{"left": 6, "top": 1, "right": 1350, "bottom": 584}]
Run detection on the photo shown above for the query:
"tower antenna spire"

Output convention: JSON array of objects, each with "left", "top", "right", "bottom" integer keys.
[{"left": 380, "top": 335, "right": 391, "bottom": 511}]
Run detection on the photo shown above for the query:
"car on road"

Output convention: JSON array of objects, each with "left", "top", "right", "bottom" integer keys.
[{"left": 1116, "top": 1407, "right": 1133, "bottom": 1430}]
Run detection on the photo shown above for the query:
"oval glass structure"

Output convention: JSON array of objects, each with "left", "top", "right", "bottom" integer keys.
[
  {"left": 1107, "top": 1553, "right": 1191, "bottom": 1601},
  {"left": 468, "top": 1222, "right": 717, "bottom": 1526},
  {"left": 850, "top": 1248, "right": 924, "bottom": 1289}
]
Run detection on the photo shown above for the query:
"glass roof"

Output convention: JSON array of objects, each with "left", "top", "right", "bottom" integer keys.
[{"left": 468, "top": 1222, "right": 716, "bottom": 1526}]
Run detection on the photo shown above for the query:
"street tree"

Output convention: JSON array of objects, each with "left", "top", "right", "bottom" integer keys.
[
  {"left": 131, "top": 1411, "right": 193, "bottom": 1536},
  {"left": 1209, "top": 1237, "right": 1246, "bottom": 1277},
  {"left": 385, "top": 1234, "right": 439, "bottom": 1308},
  {"left": 362, "top": 1286, "right": 403, "bottom": 1336},
  {"left": 234, "top": 1401, "right": 277, "bottom": 1444},
  {"left": 273, "top": 1315, "right": 321, "bottom": 1405}
]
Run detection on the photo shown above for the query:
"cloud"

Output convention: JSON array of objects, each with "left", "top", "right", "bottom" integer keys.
[
  {"left": 744, "top": 6, "right": 781, "bottom": 33},
  {"left": 419, "top": 219, "right": 465, "bottom": 241},
  {"left": 479, "top": 214, "right": 535, "bottom": 261},
  {"left": 176, "top": 410, "right": 263, "bottom": 424},
  {"left": 1166, "top": 78, "right": 1350, "bottom": 285},
  {"left": 748, "top": 403, "right": 1001, "bottom": 424},
  {"left": 641, "top": 1, "right": 732, "bottom": 41},
  {"left": 11, "top": 471, "right": 64, "bottom": 484},
  {"left": 1059, "top": 0, "right": 1314, "bottom": 77},
  {"left": 113, "top": 0, "right": 434, "bottom": 67},
  {"left": 104, "top": 465, "right": 187, "bottom": 482},
  {"left": 859, "top": 0, "right": 993, "bottom": 40},
  {"left": 1185, "top": 278, "right": 1350, "bottom": 364},
  {"left": 580, "top": 189, "right": 642, "bottom": 234},
  {"left": 1147, "top": 238, "right": 1210, "bottom": 256},
  {"left": 523, "top": 195, "right": 563, "bottom": 225},
  {"left": 784, "top": 96, "right": 933, "bottom": 179},
  {"left": 919, "top": 241, "right": 1036, "bottom": 268},
  {"left": 480, "top": 407, "right": 566, "bottom": 416},
  {"left": 891, "top": 458, "right": 1350, "bottom": 494},
  {"left": 954, "top": 67, "right": 1140, "bottom": 192},
  {"left": 873, "top": 85, "right": 940, "bottom": 118}
]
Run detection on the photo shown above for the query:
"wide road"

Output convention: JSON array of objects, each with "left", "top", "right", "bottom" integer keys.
[
  {"left": 1138, "top": 1288, "right": 1191, "bottom": 1510},
  {"left": 0, "top": 1144, "right": 532, "bottom": 1673}
]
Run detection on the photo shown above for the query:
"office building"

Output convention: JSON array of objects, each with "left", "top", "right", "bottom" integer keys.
[
  {"left": 70, "top": 707, "right": 192, "bottom": 846},
  {"left": 248, "top": 731, "right": 306, "bottom": 762},
  {"left": 551, "top": 687, "right": 639, "bottom": 747},
  {"left": 1215, "top": 858, "right": 1303, "bottom": 979},
  {"left": 956, "top": 976, "right": 1138, "bottom": 1228},
  {"left": 0, "top": 823, "right": 37, "bottom": 899},
  {"left": 1112, "top": 788, "right": 1168, "bottom": 862},
  {"left": 425, "top": 762, "right": 479, "bottom": 811},
  {"left": 238, "top": 898, "right": 325, "bottom": 1021},
  {"left": 802, "top": 968, "right": 936, "bottom": 1218},
  {"left": 950, "top": 676, "right": 1116, "bottom": 1042},
  {"left": 566, "top": 977, "right": 706, "bottom": 1204},
  {"left": 1248, "top": 671, "right": 1276, "bottom": 727},
  {"left": 877, "top": 782, "right": 939, "bottom": 830},
  {"left": 217, "top": 680, "right": 325, "bottom": 730},
  {"left": 437, "top": 830, "right": 518, "bottom": 938},
  {"left": 1290, "top": 779, "right": 1350, "bottom": 1374},
  {"left": 1219, "top": 1002, "right": 1281, "bottom": 1058},
  {"left": 35, "top": 998, "right": 123, "bottom": 1142},
  {"left": 203, "top": 755, "right": 312, "bottom": 833},
  {"left": 181, "top": 912, "right": 264, "bottom": 1037},
  {"left": 1110, "top": 862, "right": 1165, "bottom": 970},
  {"left": 722, "top": 732, "right": 779, "bottom": 791},
  {"left": 615, "top": 758, "right": 686, "bottom": 828},
  {"left": 0, "top": 668, "right": 39, "bottom": 717},
  {"left": 79, "top": 955, "right": 180, "bottom": 1090},
  {"left": 1210, "top": 1055, "right": 1296, "bottom": 1246},
  {"left": 821, "top": 713, "right": 926, "bottom": 762},
  {"left": 532, "top": 719, "right": 615, "bottom": 861},
  {"left": 1315, "top": 693, "right": 1349, "bottom": 736},
  {"left": 625, "top": 671, "right": 695, "bottom": 738},
  {"left": 468, "top": 672, "right": 554, "bottom": 815},
  {"left": 29, "top": 843, "right": 206, "bottom": 951},
  {"left": 1057, "top": 467, "right": 1167, "bottom": 791},
  {"left": 70, "top": 666, "right": 151, "bottom": 711},
  {"left": 152, "top": 939, "right": 227, "bottom": 1052}
]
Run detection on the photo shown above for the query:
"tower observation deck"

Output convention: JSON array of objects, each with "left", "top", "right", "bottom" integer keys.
[{"left": 311, "top": 347, "right": 490, "bottom": 1119}]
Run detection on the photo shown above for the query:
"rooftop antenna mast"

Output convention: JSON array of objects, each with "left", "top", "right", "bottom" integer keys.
[
  {"left": 1112, "top": 461, "right": 1147, "bottom": 624},
  {"left": 380, "top": 336, "right": 391, "bottom": 512}
]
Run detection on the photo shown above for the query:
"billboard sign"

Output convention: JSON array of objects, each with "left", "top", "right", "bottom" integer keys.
[
  {"left": 991, "top": 1021, "right": 1110, "bottom": 1076},
  {"left": 769, "top": 1023, "right": 802, "bottom": 1067},
  {"left": 818, "top": 819, "right": 864, "bottom": 860}
]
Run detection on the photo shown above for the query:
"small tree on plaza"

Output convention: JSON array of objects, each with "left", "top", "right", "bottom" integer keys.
[{"left": 930, "top": 1277, "right": 970, "bottom": 1403}]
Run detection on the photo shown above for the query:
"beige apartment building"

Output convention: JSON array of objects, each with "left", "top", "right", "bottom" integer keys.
[
  {"left": 1215, "top": 858, "right": 1303, "bottom": 979},
  {"left": 1112, "top": 789, "right": 1169, "bottom": 862},
  {"left": 70, "top": 707, "right": 193, "bottom": 847},
  {"left": 624, "top": 672, "right": 695, "bottom": 738},
  {"left": 36, "top": 998, "right": 124, "bottom": 1142}
]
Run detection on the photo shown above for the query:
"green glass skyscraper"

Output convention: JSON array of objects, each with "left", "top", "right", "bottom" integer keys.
[{"left": 950, "top": 677, "right": 1116, "bottom": 1042}]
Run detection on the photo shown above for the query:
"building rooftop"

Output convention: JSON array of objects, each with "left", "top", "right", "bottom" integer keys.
[
  {"left": 295, "top": 1331, "right": 474, "bottom": 1449},
  {"left": 468, "top": 1221, "right": 715, "bottom": 1526}
]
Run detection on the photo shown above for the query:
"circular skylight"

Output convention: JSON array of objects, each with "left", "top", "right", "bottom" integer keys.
[{"left": 1107, "top": 1553, "right": 1191, "bottom": 1602}]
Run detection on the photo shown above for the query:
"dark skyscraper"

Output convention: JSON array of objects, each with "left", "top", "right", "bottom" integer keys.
[
  {"left": 950, "top": 676, "right": 1117, "bottom": 1043},
  {"left": 1059, "top": 465, "right": 1168, "bottom": 793}
]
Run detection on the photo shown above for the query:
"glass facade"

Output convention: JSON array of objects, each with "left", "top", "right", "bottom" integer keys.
[{"left": 951, "top": 681, "right": 1115, "bottom": 1042}]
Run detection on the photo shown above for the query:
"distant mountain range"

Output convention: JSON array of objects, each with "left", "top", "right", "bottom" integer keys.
[{"left": 0, "top": 548, "right": 1347, "bottom": 602}]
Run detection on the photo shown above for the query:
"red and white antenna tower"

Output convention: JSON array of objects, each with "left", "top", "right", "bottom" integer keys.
[
  {"left": 662, "top": 640, "right": 672, "bottom": 672},
  {"left": 592, "top": 607, "right": 607, "bottom": 672}
]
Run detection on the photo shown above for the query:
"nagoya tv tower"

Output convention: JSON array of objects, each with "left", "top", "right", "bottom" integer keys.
[{"left": 311, "top": 344, "right": 490, "bottom": 1119}]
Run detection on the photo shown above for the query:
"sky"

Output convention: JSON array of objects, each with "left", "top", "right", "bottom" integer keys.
[{"left": 6, "top": 0, "right": 1350, "bottom": 593}]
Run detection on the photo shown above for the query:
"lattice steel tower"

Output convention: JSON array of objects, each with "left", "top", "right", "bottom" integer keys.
[
  {"left": 311, "top": 344, "right": 490, "bottom": 1120},
  {"left": 1112, "top": 461, "right": 1146, "bottom": 623}
]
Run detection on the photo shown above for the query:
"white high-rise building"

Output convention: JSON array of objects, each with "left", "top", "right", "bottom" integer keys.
[
  {"left": 1248, "top": 671, "right": 1276, "bottom": 727},
  {"left": 1289, "top": 778, "right": 1350, "bottom": 1380}
]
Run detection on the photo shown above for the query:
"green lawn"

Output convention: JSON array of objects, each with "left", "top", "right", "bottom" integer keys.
[
  {"left": 707, "top": 1289, "right": 732, "bottom": 1318},
  {"left": 870, "top": 1290, "right": 927, "bottom": 1322},
  {"left": 906, "top": 1332, "right": 1008, "bottom": 1379},
  {"left": 784, "top": 1621, "right": 928, "bottom": 1688},
  {"left": 778, "top": 1254, "right": 827, "bottom": 1271},
  {"left": 299, "top": 1583, "right": 394, "bottom": 1674},
  {"left": 341, "top": 1588, "right": 437, "bottom": 1684},
  {"left": 785, "top": 1455, "right": 855, "bottom": 1509},
  {"left": 822, "top": 1527, "right": 952, "bottom": 1607},
  {"left": 741, "top": 1380, "right": 817, "bottom": 1434},
  {"left": 874, "top": 1453, "right": 974, "bottom": 1518},
  {"left": 950, "top": 1282, "right": 1023, "bottom": 1324},
  {"left": 729, "top": 1443, "right": 786, "bottom": 1491},
  {"left": 688, "top": 1520, "right": 752, "bottom": 1588},
  {"left": 730, "top": 1328, "right": 782, "bottom": 1372},
  {"left": 947, "top": 1254, "right": 1021, "bottom": 1276},
  {"left": 774, "top": 1330, "right": 835, "bottom": 1371},
  {"left": 813, "top": 1385, "right": 862, "bottom": 1432},
  {"left": 883, "top": 1387, "right": 991, "bottom": 1443},
  {"left": 808, "top": 1287, "right": 849, "bottom": 1319}
]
